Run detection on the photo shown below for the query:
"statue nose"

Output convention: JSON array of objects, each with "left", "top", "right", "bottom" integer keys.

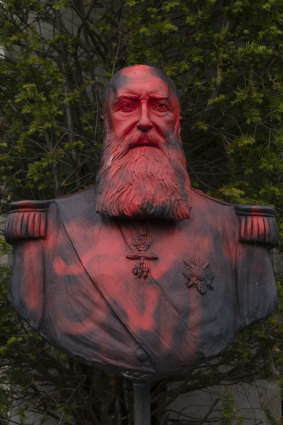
[{"left": 137, "top": 103, "right": 153, "bottom": 132}]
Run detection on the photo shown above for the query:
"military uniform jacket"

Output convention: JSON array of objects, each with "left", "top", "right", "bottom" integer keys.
[{"left": 5, "top": 187, "right": 279, "bottom": 379}]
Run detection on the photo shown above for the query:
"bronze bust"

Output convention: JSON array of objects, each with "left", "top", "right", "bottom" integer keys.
[{"left": 5, "top": 65, "right": 278, "bottom": 380}]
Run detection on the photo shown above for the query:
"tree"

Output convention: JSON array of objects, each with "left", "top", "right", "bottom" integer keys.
[{"left": 0, "top": 0, "right": 282, "bottom": 424}]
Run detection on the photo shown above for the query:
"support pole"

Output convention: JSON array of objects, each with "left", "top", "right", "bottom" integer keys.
[{"left": 133, "top": 381, "right": 151, "bottom": 425}]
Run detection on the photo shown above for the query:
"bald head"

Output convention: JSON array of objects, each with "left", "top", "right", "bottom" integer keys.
[{"left": 104, "top": 65, "right": 179, "bottom": 103}]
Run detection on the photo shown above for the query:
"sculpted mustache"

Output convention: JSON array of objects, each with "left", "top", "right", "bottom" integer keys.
[
  {"left": 128, "top": 132, "right": 164, "bottom": 148},
  {"left": 110, "top": 132, "right": 166, "bottom": 160}
]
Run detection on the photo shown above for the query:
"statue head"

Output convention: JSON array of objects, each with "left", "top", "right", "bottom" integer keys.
[
  {"left": 102, "top": 64, "right": 182, "bottom": 139},
  {"left": 95, "top": 65, "right": 191, "bottom": 221}
]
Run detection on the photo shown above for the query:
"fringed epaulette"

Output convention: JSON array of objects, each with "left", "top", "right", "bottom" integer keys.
[
  {"left": 235, "top": 205, "right": 279, "bottom": 248},
  {"left": 5, "top": 200, "right": 51, "bottom": 242}
]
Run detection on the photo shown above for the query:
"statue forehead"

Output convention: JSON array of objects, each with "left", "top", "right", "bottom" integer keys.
[
  {"left": 103, "top": 65, "right": 181, "bottom": 121},
  {"left": 108, "top": 65, "right": 175, "bottom": 98}
]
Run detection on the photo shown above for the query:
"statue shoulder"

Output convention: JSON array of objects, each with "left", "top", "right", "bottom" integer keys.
[
  {"left": 4, "top": 188, "right": 94, "bottom": 243},
  {"left": 235, "top": 204, "right": 279, "bottom": 248},
  {"left": 191, "top": 188, "right": 279, "bottom": 248},
  {"left": 191, "top": 187, "right": 235, "bottom": 210},
  {"left": 5, "top": 199, "right": 52, "bottom": 242}
]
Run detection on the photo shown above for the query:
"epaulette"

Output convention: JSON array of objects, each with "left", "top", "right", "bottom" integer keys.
[
  {"left": 5, "top": 200, "right": 51, "bottom": 242},
  {"left": 235, "top": 205, "right": 279, "bottom": 248}
]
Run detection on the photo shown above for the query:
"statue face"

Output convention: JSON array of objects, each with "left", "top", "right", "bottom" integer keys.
[
  {"left": 95, "top": 65, "right": 191, "bottom": 221},
  {"left": 107, "top": 66, "right": 181, "bottom": 147}
]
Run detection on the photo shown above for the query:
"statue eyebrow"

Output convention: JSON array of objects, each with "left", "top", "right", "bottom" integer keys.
[
  {"left": 115, "top": 94, "right": 171, "bottom": 103},
  {"left": 149, "top": 96, "right": 171, "bottom": 103},
  {"left": 115, "top": 95, "right": 140, "bottom": 102}
]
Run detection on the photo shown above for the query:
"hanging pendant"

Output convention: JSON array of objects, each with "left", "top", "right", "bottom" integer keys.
[{"left": 126, "top": 223, "right": 158, "bottom": 279}]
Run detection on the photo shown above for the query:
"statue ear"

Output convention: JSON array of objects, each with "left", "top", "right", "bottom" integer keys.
[{"left": 175, "top": 115, "right": 182, "bottom": 137}]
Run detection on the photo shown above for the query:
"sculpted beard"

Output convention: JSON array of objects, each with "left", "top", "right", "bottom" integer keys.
[{"left": 94, "top": 131, "right": 191, "bottom": 221}]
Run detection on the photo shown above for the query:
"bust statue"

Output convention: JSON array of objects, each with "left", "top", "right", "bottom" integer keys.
[{"left": 5, "top": 65, "right": 278, "bottom": 381}]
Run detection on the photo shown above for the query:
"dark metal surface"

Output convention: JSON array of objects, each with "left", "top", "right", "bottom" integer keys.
[
  {"left": 133, "top": 382, "right": 151, "bottom": 425},
  {"left": 4, "top": 188, "right": 279, "bottom": 379}
]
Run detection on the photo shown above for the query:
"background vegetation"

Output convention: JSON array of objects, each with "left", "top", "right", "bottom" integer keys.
[{"left": 0, "top": 0, "right": 282, "bottom": 423}]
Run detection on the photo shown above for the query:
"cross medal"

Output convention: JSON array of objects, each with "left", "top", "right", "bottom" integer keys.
[{"left": 126, "top": 224, "right": 158, "bottom": 279}]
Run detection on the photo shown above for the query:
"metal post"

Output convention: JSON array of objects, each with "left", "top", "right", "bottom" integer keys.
[{"left": 133, "top": 381, "right": 151, "bottom": 425}]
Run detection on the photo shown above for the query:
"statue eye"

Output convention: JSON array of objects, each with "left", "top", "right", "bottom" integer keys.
[
  {"left": 153, "top": 103, "right": 169, "bottom": 112},
  {"left": 119, "top": 102, "right": 136, "bottom": 112}
]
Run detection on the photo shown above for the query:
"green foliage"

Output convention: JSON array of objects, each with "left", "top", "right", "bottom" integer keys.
[
  {"left": 0, "top": 0, "right": 282, "bottom": 209},
  {"left": 262, "top": 405, "right": 282, "bottom": 425},
  {"left": 221, "top": 393, "right": 235, "bottom": 425},
  {"left": 0, "top": 0, "right": 282, "bottom": 423}
]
